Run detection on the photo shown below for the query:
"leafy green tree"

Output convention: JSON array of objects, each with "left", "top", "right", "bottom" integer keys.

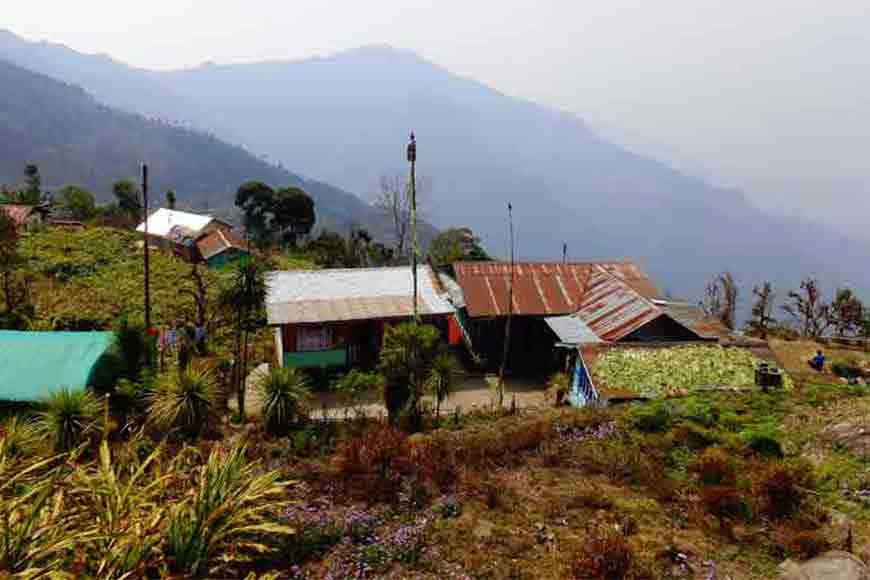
[
  {"left": 165, "top": 190, "right": 177, "bottom": 209},
  {"left": 112, "top": 180, "right": 142, "bottom": 223},
  {"left": 378, "top": 322, "right": 443, "bottom": 427},
  {"left": 273, "top": 187, "right": 315, "bottom": 248},
  {"left": 428, "top": 227, "right": 490, "bottom": 267},
  {"left": 23, "top": 163, "right": 41, "bottom": 203},
  {"left": 235, "top": 181, "right": 276, "bottom": 249},
  {"left": 58, "top": 185, "right": 97, "bottom": 220},
  {"left": 219, "top": 259, "right": 267, "bottom": 417}
]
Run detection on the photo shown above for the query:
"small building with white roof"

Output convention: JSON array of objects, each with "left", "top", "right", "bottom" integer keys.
[
  {"left": 266, "top": 266, "right": 454, "bottom": 369},
  {"left": 137, "top": 208, "right": 235, "bottom": 264}
]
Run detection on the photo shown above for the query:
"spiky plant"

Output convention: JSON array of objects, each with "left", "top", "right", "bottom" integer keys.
[
  {"left": 426, "top": 353, "right": 463, "bottom": 418},
  {"left": 0, "top": 415, "right": 41, "bottom": 459},
  {"left": 37, "top": 388, "right": 100, "bottom": 451},
  {"left": 258, "top": 367, "right": 311, "bottom": 436},
  {"left": 164, "top": 443, "right": 294, "bottom": 576},
  {"left": 147, "top": 366, "right": 216, "bottom": 439},
  {"left": 0, "top": 453, "right": 85, "bottom": 575},
  {"left": 72, "top": 438, "right": 168, "bottom": 578}
]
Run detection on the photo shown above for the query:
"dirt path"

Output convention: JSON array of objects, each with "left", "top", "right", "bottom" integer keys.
[{"left": 236, "top": 365, "right": 549, "bottom": 419}]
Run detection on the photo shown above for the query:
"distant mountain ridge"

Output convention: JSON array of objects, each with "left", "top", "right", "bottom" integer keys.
[
  {"left": 0, "top": 55, "right": 393, "bottom": 239},
  {"left": 1, "top": 30, "right": 868, "bottom": 307}
]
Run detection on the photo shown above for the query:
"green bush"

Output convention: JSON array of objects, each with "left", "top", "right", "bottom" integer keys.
[
  {"left": 630, "top": 402, "right": 672, "bottom": 433},
  {"left": 742, "top": 428, "right": 784, "bottom": 459},
  {"left": 37, "top": 388, "right": 101, "bottom": 451}
]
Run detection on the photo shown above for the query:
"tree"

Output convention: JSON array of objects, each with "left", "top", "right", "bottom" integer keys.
[
  {"left": 428, "top": 227, "right": 490, "bottom": 267},
  {"left": 23, "top": 164, "right": 41, "bottom": 203},
  {"left": 273, "top": 187, "right": 316, "bottom": 248},
  {"left": 782, "top": 278, "right": 832, "bottom": 339},
  {"left": 747, "top": 282, "right": 776, "bottom": 339},
  {"left": 58, "top": 185, "right": 97, "bottom": 220},
  {"left": 166, "top": 190, "right": 177, "bottom": 210},
  {"left": 236, "top": 181, "right": 276, "bottom": 249},
  {"left": 220, "top": 259, "right": 266, "bottom": 417},
  {"left": 378, "top": 322, "right": 444, "bottom": 428},
  {"left": 830, "top": 288, "right": 864, "bottom": 337},
  {"left": 702, "top": 271, "right": 738, "bottom": 331},
  {"left": 307, "top": 228, "right": 393, "bottom": 268},
  {"left": 374, "top": 173, "right": 429, "bottom": 261},
  {"left": 113, "top": 180, "right": 142, "bottom": 223}
]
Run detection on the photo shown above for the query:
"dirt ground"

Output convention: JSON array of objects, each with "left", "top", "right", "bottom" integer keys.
[{"left": 238, "top": 364, "right": 549, "bottom": 419}]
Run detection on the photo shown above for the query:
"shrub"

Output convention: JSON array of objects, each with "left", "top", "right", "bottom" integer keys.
[
  {"left": 333, "top": 370, "right": 383, "bottom": 409},
  {"left": 571, "top": 525, "right": 650, "bottom": 579},
  {"left": 743, "top": 429, "right": 784, "bottom": 459},
  {"left": 775, "top": 528, "right": 831, "bottom": 560},
  {"left": 755, "top": 460, "right": 814, "bottom": 519},
  {"left": 693, "top": 447, "right": 736, "bottom": 486},
  {"left": 630, "top": 402, "right": 671, "bottom": 433},
  {"left": 702, "top": 485, "right": 749, "bottom": 533},
  {"left": 0, "top": 415, "right": 40, "bottom": 458},
  {"left": 337, "top": 427, "right": 407, "bottom": 500},
  {"left": 37, "top": 388, "right": 101, "bottom": 451},
  {"left": 147, "top": 365, "right": 216, "bottom": 439},
  {"left": 165, "top": 443, "right": 293, "bottom": 575},
  {"left": 259, "top": 367, "right": 312, "bottom": 436}
]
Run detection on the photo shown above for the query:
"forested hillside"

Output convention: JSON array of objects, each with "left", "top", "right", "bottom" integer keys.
[{"left": 0, "top": 58, "right": 390, "bottom": 237}]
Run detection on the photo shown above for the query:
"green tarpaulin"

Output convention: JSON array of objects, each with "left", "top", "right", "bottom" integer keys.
[{"left": 0, "top": 330, "right": 114, "bottom": 402}]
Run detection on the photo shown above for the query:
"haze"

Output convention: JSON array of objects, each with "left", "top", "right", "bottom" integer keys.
[{"left": 4, "top": 0, "right": 869, "bottom": 238}]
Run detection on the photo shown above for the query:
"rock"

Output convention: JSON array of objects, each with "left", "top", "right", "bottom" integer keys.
[
  {"left": 823, "top": 423, "right": 870, "bottom": 459},
  {"left": 778, "top": 551, "right": 868, "bottom": 580}
]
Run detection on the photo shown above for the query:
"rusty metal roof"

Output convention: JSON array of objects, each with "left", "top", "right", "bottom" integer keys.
[
  {"left": 574, "top": 268, "right": 664, "bottom": 342},
  {"left": 196, "top": 229, "right": 250, "bottom": 261},
  {"left": 266, "top": 266, "right": 454, "bottom": 325},
  {"left": 1, "top": 204, "right": 47, "bottom": 228},
  {"left": 453, "top": 261, "right": 660, "bottom": 318}
]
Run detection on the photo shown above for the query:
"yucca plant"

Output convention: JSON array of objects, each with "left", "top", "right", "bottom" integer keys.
[
  {"left": 426, "top": 353, "right": 463, "bottom": 418},
  {"left": 37, "top": 388, "right": 101, "bottom": 451},
  {"left": 258, "top": 367, "right": 311, "bottom": 436},
  {"left": 164, "top": 443, "right": 294, "bottom": 576},
  {"left": 147, "top": 365, "right": 216, "bottom": 439},
  {"left": 0, "top": 415, "right": 41, "bottom": 459},
  {"left": 72, "top": 438, "right": 169, "bottom": 578}
]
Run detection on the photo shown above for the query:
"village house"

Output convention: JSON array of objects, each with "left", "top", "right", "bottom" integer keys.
[
  {"left": 0, "top": 203, "right": 51, "bottom": 231},
  {"left": 446, "top": 261, "right": 714, "bottom": 376},
  {"left": 265, "top": 266, "right": 454, "bottom": 370},
  {"left": 136, "top": 208, "right": 248, "bottom": 267}
]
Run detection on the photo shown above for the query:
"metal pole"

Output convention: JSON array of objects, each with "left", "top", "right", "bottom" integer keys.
[
  {"left": 563, "top": 242, "right": 568, "bottom": 264},
  {"left": 407, "top": 133, "right": 419, "bottom": 323},
  {"left": 142, "top": 164, "right": 151, "bottom": 331},
  {"left": 498, "top": 203, "right": 514, "bottom": 407}
]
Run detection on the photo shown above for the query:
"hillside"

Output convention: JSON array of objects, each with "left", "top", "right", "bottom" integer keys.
[
  {"left": 0, "top": 57, "right": 391, "bottom": 238},
  {"left": 2, "top": 31, "right": 868, "bottom": 305}
]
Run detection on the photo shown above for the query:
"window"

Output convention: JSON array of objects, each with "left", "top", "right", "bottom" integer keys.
[{"left": 297, "top": 326, "right": 334, "bottom": 351}]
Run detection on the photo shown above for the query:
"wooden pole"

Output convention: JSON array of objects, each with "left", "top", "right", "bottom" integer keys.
[
  {"left": 498, "top": 203, "right": 514, "bottom": 407},
  {"left": 142, "top": 164, "right": 151, "bottom": 331},
  {"left": 408, "top": 132, "right": 419, "bottom": 323}
]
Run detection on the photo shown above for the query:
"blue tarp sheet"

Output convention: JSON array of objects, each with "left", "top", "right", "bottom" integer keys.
[{"left": 0, "top": 330, "right": 114, "bottom": 402}]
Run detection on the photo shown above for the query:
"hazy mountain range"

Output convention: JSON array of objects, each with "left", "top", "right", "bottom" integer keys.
[{"left": 1, "top": 28, "right": 866, "bottom": 309}]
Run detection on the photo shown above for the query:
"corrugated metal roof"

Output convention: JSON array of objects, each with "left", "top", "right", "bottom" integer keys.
[
  {"left": 266, "top": 266, "right": 454, "bottom": 325},
  {"left": 453, "top": 261, "right": 659, "bottom": 318},
  {"left": 654, "top": 300, "right": 731, "bottom": 340},
  {"left": 196, "top": 229, "right": 250, "bottom": 260},
  {"left": 137, "top": 208, "right": 215, "bottom": 238},
  {"left": 574, "top": 268, "right": 663, "bottom": 342},
  {"left": 1, "top": 204, "right": 47, "bottom": 228},
  {"left": 545, "top": 315, "right": 602, "bottom": 345}
]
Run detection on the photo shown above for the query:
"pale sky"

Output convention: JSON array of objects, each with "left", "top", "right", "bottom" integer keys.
[{"left": 4, "top": 0, "right": 870, "bottom": 237}]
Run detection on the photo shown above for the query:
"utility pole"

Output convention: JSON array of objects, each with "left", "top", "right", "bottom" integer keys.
[
  {"left": 562, "top": 242, "right": 568, "bottom": 264},
  {"left": 498, "top": 203, "right": 515, "bottom": 408},
  {"left": 142, "top": 164, "right": 151, "bottom": 331},
  {"left": 407, "top": 132, "right": 419, "bottom": 323}
]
